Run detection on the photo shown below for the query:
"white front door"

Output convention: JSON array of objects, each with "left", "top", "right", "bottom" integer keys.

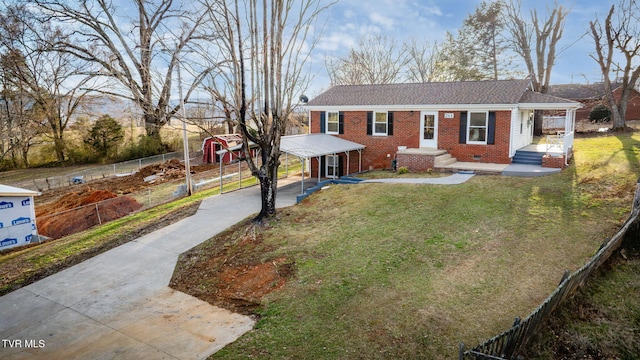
[{"left": 420, "top": 111, "right": 438, "bottom": 148}]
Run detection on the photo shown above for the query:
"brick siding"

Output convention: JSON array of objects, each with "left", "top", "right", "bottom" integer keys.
[
  {"left": 396, "top": 153, "right": 435, "bottom": 171},
  {"left": 542, "top": 154, "right": 566, "bottom": 169},
  {"left": 438, "top": 110, "right": 512, "bottom": 164},
  {"left": 310, "top": 109, "right": 514, "bottom": 173}
]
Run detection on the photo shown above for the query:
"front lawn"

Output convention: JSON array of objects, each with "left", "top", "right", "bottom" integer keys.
[{"left": 171, "top": 131, "right": 640, "bottom": 359}]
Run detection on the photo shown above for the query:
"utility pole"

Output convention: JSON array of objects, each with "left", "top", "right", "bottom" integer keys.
[{"left": 175, "top": 50, "right": 192, "bottom": 196}]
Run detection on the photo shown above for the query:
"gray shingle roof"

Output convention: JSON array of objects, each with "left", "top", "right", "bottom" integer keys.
[
  {"left": 547, "top": 83, "right": 621, "bottom": 100},
  {"left": 308, "top": 79, "right": 532, "bottom": 106},
  {"left": 518, "top": 90, "right": 577, "bottom": 104}
]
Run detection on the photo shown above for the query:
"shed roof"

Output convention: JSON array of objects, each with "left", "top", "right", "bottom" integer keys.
[
  {"left": 0, "top": 184, "right": 40, "bottom": 197},
  {"left": 280, "top": 134, "right": 365, "bottom": 158}
]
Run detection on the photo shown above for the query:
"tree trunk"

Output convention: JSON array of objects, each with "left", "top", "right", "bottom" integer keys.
[
  {"left": 255, "top": 163, "right": 278, "bottom": 221},
  {"left": 52, "top": 132, "right": 65, "bottom": 163},
  {"left": 144, "top": 114, "right": 163, "bottom": 144},
  {"left": 533, "top": 110, "right": 544, "bottom": 136}
]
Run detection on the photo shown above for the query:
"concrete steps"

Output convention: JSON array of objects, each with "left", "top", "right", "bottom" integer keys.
[
  {"left": 512, "top": 150, "right": 544, "bottom": 165},
  {"left": 434, "top": 153, "right": 457, "bottom": 166}
]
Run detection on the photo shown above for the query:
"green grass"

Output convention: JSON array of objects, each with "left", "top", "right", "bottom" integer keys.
[
  {"left": 0, "top": 159, "right": 301, "bottom": 295},
  {"left": 201, "top": 131, "right": 640, "bottom": 359}
]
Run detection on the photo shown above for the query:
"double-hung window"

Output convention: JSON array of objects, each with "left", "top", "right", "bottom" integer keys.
[
  {"left": 467, "top": 111, "right": 488, "bottom": 144},
  {"left": 327, "top": 112, "right": 339, "bottom": 134},
  {"left": 374, "top": 111, "right": 388, "bottom": 136}
]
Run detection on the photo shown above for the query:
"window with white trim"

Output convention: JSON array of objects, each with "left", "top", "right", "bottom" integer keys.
[
  {"left": 467, "top": 111, "right": 488, "bottom": 143},
  {"left": 374, "top": 111, "right": 388, "bottom": 136},
  {"left": 326, "top": 155, "right": 338, "bottom": 179},
  {"left": 327, "top": 111, "right": 339, "bottom": 134}
]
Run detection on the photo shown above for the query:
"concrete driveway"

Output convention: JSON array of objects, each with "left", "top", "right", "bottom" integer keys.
[{"left": 0, "top": 177, "right": 301, "bottom": 360}]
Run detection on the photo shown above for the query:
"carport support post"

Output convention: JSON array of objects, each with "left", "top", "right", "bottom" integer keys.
[
  {"left": 346, "top": 152, "right": 350, "bottom": 176},
  {"left": 300, "top": 156, "right": 305, "bottom": 194},
  {"left": 219, "top": 155, "right": 223, "bottom": 194}
]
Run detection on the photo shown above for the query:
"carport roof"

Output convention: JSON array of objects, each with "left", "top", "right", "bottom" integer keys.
[{"left": 280, "top": 134, "right": 365, "bottom": 158}]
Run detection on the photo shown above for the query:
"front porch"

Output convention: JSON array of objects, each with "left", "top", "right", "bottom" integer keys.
[
  {"left": 396, "top": 147, "right": 510, "bottom": 174},
  {"left": 396, "top": 134, "right": 570, "bottom": 175}
]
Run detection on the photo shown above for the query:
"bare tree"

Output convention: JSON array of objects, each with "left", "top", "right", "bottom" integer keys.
[
  {"left": 405, "top": 39, "right": 441, "bottom": 83},
  {"left": 0, "top": 3, "right": 90, "bottom": 164},
  {"left": 33, "top": 0, "right": 212, "bottom": 150},
  {"left": 0, "top": 51, "right": 48, "bottom": 168},
  {"left": 589, "top": 0, "right": 640, "bottom": 130},
  {"left": 326, "top": 35, "right": 410, "bottom": 85},
  {"left": 201, "top": 0, "right": 331, "bottom": 221},
  {"left": 504, "top": 0, "right": 569, "bottom": 135}
]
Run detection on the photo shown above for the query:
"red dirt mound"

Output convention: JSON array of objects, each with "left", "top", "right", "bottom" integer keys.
[{"left": 36, "top": 188, "right": 142, "bottom": 239}]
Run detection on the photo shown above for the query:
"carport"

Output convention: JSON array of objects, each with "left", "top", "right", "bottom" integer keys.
[{"left": 280, "top": 134, "right": 365, "bottom": 194}]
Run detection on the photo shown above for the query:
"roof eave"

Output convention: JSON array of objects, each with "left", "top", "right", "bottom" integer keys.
[
  {"left": 305, "top": 104, "right": 519, "bottom": 111},
  {"left": 518, "top": 102, "right": 583, "bottom": 110}
]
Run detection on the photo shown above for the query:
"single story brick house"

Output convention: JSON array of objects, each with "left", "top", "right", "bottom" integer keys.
[
  {"left": 304, "top": 79, "right": 581, "bottom": 176},
  {"left": 548, "top": 83, "right": 640, "bottom": 121}
]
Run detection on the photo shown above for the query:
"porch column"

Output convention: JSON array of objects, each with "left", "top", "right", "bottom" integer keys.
[{"left": 345, "top": 151, "right": 350, "bottom": 176}]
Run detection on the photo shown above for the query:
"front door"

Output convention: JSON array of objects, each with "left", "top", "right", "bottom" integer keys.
[
  {"left": 420, "top": 111, "right": 438, "bottom": 148},
  {"left": 325, "top": 155, "right": 339, "bottom": 179}
]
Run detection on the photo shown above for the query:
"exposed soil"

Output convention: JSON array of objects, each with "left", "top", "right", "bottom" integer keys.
[
  {"left": 170, "top": 220, "right": 295, "bottom": 315},
  {"left": 0, "top": 200, "right": 200, "bottom": 296},
  {"left": 33, "top": 159, "right": 217, "bottom": 239}
]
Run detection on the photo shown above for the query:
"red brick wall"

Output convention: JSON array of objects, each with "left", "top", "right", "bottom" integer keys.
[
  {"left": 396, "top": 153, "right": 435, "bottom": 171},
  {"left": 438, "top": 110, "right": 512, "bottom": 164},
  {"left": 615, "top": 88, "right": 640, "bottom": 121},
  {"left": 310, "top": 109, "right": 513, "bottom": 171},
  {"left": 574, "top": 88, "right": 640, "bottom": 121},
  {"left": 542, "top": 154, "right": 566, "bottom": 169},
  {"left": 310, "top": 110, "right": 421, "bottom": 172}
]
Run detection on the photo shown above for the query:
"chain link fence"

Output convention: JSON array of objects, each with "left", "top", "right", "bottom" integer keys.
[
  {"left": 12, "top": 152, "right": 185, "bottom": 192},
  {"left": 34, "top": 156, "right": 303, "bottom": 240}
]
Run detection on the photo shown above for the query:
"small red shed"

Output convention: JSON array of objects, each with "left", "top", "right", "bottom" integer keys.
[{"left": 202, "top": 134, "right": 243, "bottom": 164}]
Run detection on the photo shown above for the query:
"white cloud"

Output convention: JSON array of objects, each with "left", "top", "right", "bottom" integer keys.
[
  {"left": 317, "top": 32, "right": 357, "bottom": 52},
  {"left": 369, "top": 13, "right": 394, "bottom": 29}
]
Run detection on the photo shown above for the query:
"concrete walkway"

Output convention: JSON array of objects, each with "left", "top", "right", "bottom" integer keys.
[
  {"left": 0, "top": 177, "right": 302, "bottom": 360},
  {"left": 361, "top": 172, "right": 475, "bottom": 185}
]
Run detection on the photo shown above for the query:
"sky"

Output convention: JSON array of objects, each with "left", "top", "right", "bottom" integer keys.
[{"left": 305, "top": 0, "right": 620, "bottom": 97}]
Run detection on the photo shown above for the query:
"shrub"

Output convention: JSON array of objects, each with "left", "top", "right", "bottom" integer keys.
[
  {"left": 397, "top": 166, "right": 409, "bottom": 175},
  {"left": 117, "top": 136, "right": 173, "bottom": 161},
  {"left": 589, "top": 105, "right": 611, "bottom": 123}
]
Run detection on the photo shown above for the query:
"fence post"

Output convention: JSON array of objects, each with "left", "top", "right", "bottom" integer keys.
[
  {"left": 148, "top": 188, "right": 152, "bottom": 207},
  {"left": 634, "top": 177, "right": 640, "bottom": 212},
  {"left": 95, "top": 203, "right": 102, "bottom": 224},
  {"left": 559, "top": 269, "right": 570, "bottom": 285},
  {"left": 458, "top": 343, "right": 464, "bottom": 360}
]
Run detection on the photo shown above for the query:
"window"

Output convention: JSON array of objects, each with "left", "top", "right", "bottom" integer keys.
[
  {"left": 374, "top": 111, "right": 387, "bottom": 136},
  {"left": 326, "top": 155, "right": 338, "bottom": 179},
  {"left": 467, "top": 111, "right": 488, "bottom": 143},
  {"left": 327, "top": 112, "right": 339, "bottom": 134}
]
